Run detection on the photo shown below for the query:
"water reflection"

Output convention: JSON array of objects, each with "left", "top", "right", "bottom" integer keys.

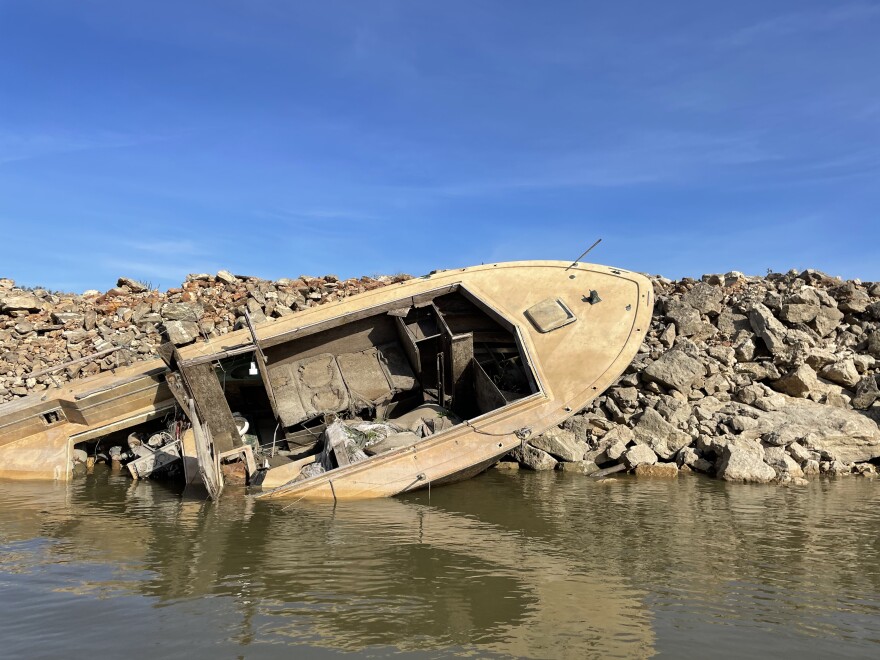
[{"left": 1, "top": 469, "right": 879, "bottom": 658}]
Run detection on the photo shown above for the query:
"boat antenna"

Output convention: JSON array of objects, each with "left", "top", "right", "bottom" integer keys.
[{"left": 565, "top": 238, "right": 602, "bottom": 270}]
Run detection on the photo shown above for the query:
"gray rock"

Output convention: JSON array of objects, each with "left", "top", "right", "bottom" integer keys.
[
  {"left": 606, "top": 440, "right": 627, "bottom": 461},
  {"left": 779, "top": 303, "right": 820, "bottom": 324},
  {"left": 749, "top": 304, "right": 788, "bottom": 357},
  {"left": 738, "top": 398, "right": 880, "bottom": 463},
  {"left": 217, "top": 270, "right": 238, "bottom": 284},
  {"left": 786, "top": 441, "right": 812, "bottom": 465},
  {"left": 716, "top": 439, "right": 776, "bottom": 483},
  {"left": 528, "top": 428, "right": 585, "bottom": 462},
  {"left": 867, "top": 332, "right": 880, "bottom": 358},
  {"left": 642, "top": 349, "right": 706, "bottom": 393},
  {"left": 813, "top": 306, "right": 844, "bottom": 337},
  {"left": 510, "top": 444, "right": 558, "bottom": 471},
  {"left": 117, "top": 277, "right": 149, "bottom": 293},
  {"left": 161, "top": 302, "right": 203, "bottom": 322},
  {"left": 716, "top": 310, "right": 751, "bottom": 336},
  {"left": 820, "top": 359, "right": 860, "bottom": 388},
  {"left": 163, "top": 320, "right": 201, "bottom": 346},
  {"left": 851, "top": 376, "right": 880, "bottom": 410},
  {"left": 665, "top": 300, "right": 705, "bottom": 337},
  {"left": 624, "top": 444, "right": 658, "bottom": 468},
  {"left": 682, "top": 283, "right": 723, "bottom": 315},
  {"left": 631, "top": 407, "right": 693, "bottom": 460},
  {"left": 1, "top": 292, "right": 41, "bottom": 312},
  {"left": 771, "top": 364, "right": 819, "bottom": 398}
]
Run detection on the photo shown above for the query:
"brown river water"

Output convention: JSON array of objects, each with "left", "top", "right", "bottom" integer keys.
[{"left": 1, "top": 468, "right": 879, "bottom": 659}]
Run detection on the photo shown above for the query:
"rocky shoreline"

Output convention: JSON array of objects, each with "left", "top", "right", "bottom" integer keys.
[{"left": 3, "top": 268, "right": 880, "bottom": 484}]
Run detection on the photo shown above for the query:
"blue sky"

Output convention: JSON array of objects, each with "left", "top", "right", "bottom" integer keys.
[{"left": 1, "top": 1, "right": 878, "bottom": 291}]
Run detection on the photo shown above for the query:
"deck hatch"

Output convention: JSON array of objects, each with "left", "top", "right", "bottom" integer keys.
[{"left": 524, "top": 298, "right": 576, "bottom": 333}]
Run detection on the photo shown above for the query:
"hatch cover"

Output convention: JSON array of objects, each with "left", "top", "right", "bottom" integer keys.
[{"left": 524, "top": 298, "right": 577, "bottom": 333}]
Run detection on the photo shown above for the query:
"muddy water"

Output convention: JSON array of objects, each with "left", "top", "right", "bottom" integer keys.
[{"left": 1, "top": 469, "right": 880, "bottom": 659}]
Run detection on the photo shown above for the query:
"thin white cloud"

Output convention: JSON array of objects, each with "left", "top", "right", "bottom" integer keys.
[
  {"left": 0, "top": 130, "right": 169, "bottom": 165},
  {"left": 722, "top": 3, "right": 880, "bottom": 47},
  {"left": 413, "top": 130, "right": 779, "bottom": 195}
]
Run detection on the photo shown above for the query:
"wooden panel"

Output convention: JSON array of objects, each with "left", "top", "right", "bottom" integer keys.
[
  {"left": 449, "top": 333, "right": 475, "bottom": 414},
  {"left": 180, "top": 362, "right": 241, "bottom": 453},
  {"left": 473, "top": 358, "right": 507, "bottom": 414},
  {"left": 394, "top": 316, "right": 421, "bottom": 376}
]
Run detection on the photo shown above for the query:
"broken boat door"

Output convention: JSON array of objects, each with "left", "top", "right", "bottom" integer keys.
[{"left": 189, "top": 399, "right": 222, "bottom": 499}]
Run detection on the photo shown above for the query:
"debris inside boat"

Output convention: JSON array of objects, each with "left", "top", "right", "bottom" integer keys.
[{"left": 0, "top": 261, "right": 652, "bottom": 501}]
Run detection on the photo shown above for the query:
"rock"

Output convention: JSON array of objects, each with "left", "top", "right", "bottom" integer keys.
[
  {"left": 642, "top": 349, "right": 706, "bottom": 393},
  {"left": 493, "top": 461, "right": 520, "bottom": 470},
  {"left": 867, "top": 332, "right": 880, "bottom": 358},
  {"left": 1, "top": 292, "right": 41, "bottom": 312},
  {"left": 764, "top": 449, "right": 804, "bottom": 478},
  {"left": 851, "top": 376, "right": 880, "bottom": 410},
  {"left": 786, "top": 441, "right": 813, "bottom": 465},
  {"left": 510, "top": 444, "right": 558, "bottom": 471},
  {"left": 606, "top": 440, "right": 627, "bottom": 461},
  {"left": 813, "top": 306, "right": 844, "bottom": 337},
  {"left": 117, "top": 277, "right": 149, "bottom": 293},
  {"left": 819, "top": 359, "right": 860, "bottom": 389},
  {"left": 830, "top": 282, "right": 871, "bottom": 313},
  {"left": 216, "top": 270, "right": 238, "bottom": 284},
  {"left": 634, "top": 462, "right": 679, "bottom": 478},
  {"left": 528, "top": 428, "right": 585, "bottom": 462},
  {"left": 161, "top": 302, "right": 203, "bottom": 321},
  {"left": 716, "top": 439, "right": 776, "bottom": 483},
  {"left": 742, "top": 398, "right": 880, "bottom": 463},
  {"left": 682, "top": 283, "right": 723, "bottom": 315},
  {"left": 163, "top": 320, "right": 201, "bottom": 346},
  {"left": 716, "top": 310, "right": 751, "bottom": 336},
  {"left": 658, "top": 323, "right": 676, "bottom": 347},
  {"left": 623, "top": 444, "right": 658, "bottom": 468},
  {"left": 771, "top": 364, "right": 819, "bottom": 398},
  {"left": 779, "top": 303, "right": 820, "bottom": 324},
  {"left": 749, "top": 304, "right": 788, "bottom": 357},
  {"left": 631, "top": 407, "right": 692, "bottom": 460},
  {"left": 665, "top": 300, "right": 705, "bottom": 337}
]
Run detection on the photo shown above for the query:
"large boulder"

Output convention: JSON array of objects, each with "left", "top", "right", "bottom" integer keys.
[
  {"left": 771, "top": 364, "right": 819, "bottom": 398},
  {"left": 642, "top": 349, "right": 706, "bottom": 393},
  {"left": 852, "top": 376, "right": 880, "bottom": 410},
  {"left": 161, "top": 302, "right": 204, "bottom": 322},
  {"left": 631, "top": 407, "right": 692, "bottom": 460},
  {"left": 779, "top": 303, "right": 820, "bottom": 324},
  {"left": 820, "top": 359, "right": 860, "bottom": 389},
  {"left": 528, "top": 428, "right": 585, "bottom": 462},
  {"left": 716, "top": 439, "right": 776, "bottom": 483},
  {"left": 624, "top": 444, "right": 658, "bottom": 468},
  {"left": 813, "top": 306, "right": 844, "bottom": 337},
  {"left": 1, "top": 292, "right": 41, "bottom": 312},
  {"left": 732, "top": 398, "right": 880, "bottom": 463},
  {"left": 749, "top": 304, "right": 788, "bottom": 357},
  {"left": 682, "top": 283, "right": 723, "bottom": 315},
  {"left": 163, "top": 320, "right": 201, "bottom": 346},
  {"left": 665, "top": 300, "right": 705, "bottom": 337},
  {"left": 510, "top": 444, "right": 558, "bottom": 471}
]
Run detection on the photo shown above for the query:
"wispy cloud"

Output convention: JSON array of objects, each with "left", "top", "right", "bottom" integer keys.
[
  {"left": 414, "top": 130, "right": 778, "bottom": 196},
  {"left": 0, "top": 130, "right": 163, "bottom": 165},
  {"left": 722, "top": 3, "right": 880, "bottom": 47}
]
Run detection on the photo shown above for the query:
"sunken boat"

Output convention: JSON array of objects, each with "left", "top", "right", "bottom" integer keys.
[{"left": 0, "top": 261, "right": 652, "bottom": 500}]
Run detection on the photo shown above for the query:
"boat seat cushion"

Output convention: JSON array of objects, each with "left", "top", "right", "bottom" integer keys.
[{"left": 268, "top": 343, "right": 419, "bottom": 428}]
